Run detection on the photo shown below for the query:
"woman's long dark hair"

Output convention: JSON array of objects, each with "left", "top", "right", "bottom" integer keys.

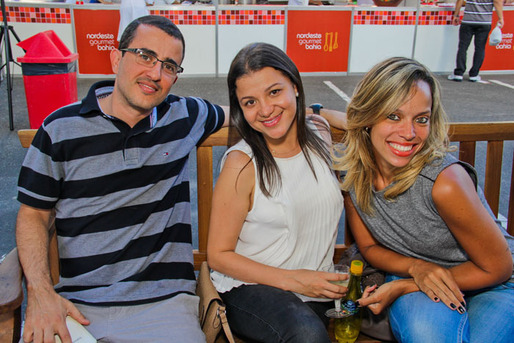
[{"left": 227, "top": 42, "right": 331, "bottom": 197}]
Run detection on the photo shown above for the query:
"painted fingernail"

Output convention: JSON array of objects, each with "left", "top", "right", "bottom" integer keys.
[
  {"left": 434, "top": 297, "right": 439, "bottom": 302},
  {"left": 356, "top": 300, "right": 360, "bottom": 307},
  {"left": 450, "top": 303, "right": 456, "bottom": 309},
  {"left": 461, "top": 301, "right": 466, "bottom": 308},
  {"left": 457, "top": 306, "right": 466, "bottom": 314}
]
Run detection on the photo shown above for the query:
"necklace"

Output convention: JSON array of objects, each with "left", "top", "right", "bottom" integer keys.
[{"left": 270, "top": 144, "right": 301, "bottom": 157}]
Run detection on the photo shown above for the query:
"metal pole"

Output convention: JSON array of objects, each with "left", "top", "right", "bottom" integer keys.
[
  {"left": 1, "top": 0, "right": 14, "bottom": 130},
  {"left": 411, "top": 0, "right": 420, "bottom": 59},
  {"left": 215, "top": 0, "right": 219, "bottom": 77}
]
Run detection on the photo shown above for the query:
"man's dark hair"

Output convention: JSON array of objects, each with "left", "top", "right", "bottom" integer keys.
[{"left": 118, "top": 15, "right": 185, "bottom": 61}]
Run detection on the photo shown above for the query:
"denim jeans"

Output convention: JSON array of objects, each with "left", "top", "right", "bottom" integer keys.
[
  {"left": 454, "top": 23, "right": 491, "bottom": 77},
  {"left": 220, "top": 284, "right": 332, "bottom": 343},
  {"left": 386, "top": 274, "right": 514, "bottom": 343}
]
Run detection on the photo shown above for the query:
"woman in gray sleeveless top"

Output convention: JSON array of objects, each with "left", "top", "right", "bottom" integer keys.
[{"left": 334, "top": 57, "right": 513, "bottom": 343}]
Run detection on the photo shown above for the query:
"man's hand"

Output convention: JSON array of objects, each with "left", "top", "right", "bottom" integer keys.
[{"left": 23, "top": 286, "right": 89, "bottom": 343}]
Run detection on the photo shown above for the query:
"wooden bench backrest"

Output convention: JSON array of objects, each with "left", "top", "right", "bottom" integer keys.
[
  {"left": 193, "top": 122, "right": 514, "bottom": 268},
  {"left": 448, "top": 122, "right": 514, "bottom": 226},
  {"left": 4, "top": 122, "right": 513, "bottom": 343},
  {"left": 17, "top": 121, "right": 514, "bottom": 272}
]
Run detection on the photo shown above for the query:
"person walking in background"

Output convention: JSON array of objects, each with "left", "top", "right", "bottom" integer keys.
[{"left": 448, "top": 0, "right": 504, "bottom": 82}]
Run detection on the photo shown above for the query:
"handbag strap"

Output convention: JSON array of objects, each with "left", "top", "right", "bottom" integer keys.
[{"left": 217, "top": 304, "right": 235, "bottom": 343}]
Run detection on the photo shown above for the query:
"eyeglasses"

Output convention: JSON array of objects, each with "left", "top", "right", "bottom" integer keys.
[{"left": 119, "top": 48, "right": 184, "bottom": 75}]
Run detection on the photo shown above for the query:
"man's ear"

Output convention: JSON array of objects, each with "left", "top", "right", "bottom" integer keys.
[
  {"left": 110, "top": 49, "right": 122, "bottom": 74},
  {"left": 172, "top": 75, "right": 179, "bottom": 86}
]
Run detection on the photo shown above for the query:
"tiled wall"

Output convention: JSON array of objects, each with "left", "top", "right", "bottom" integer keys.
[
  {"left": 149, "top": 10, "right": 216, "bottom": 25},
  {"left": 353, "top": 10, "right": 417, "bottom": 25},
  {"left": 0, "top": 6, "right": 71, "bottom": 24},
  {"left": 353, "top": 10, "right": 455, "bottom": 25},
  {"left": 150, "top": 9, "right": 286, "bottom": 25},
  {"left": 1, "top": 5, "right": 455, "bottom": 26},
  {"left": 1, "top": 6, "right": 286, "bottom": 26},
  {"left": 418, "top": 10, "right": 455, "bottom": 25},
  {"left": 217, "top": 10, "right": 285, "bottom": 25}
]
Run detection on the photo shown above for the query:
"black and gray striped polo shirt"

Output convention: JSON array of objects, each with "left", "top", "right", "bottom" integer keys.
[
  {"left": 18, "top": 80, "right": 224, "bottom": 306},
  {"left": 462, "top": 0, "right": 495, "bottom": 25}
]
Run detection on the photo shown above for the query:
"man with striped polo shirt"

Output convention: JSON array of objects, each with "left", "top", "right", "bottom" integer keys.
[
  {"left": 448, "top": 0, "right": 504, "bottom": 82},
  {"left": 16, "top": 15, "right": 228, "bottom": 343}
]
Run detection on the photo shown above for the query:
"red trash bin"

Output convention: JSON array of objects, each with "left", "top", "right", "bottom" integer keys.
[{"left": 17, "top": 30, "right": 79, "bottom": 129}]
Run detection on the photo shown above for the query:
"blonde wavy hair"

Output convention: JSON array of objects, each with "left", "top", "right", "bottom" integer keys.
[{"left": 334, "top": 57, "right": 452, "bottom": 214}]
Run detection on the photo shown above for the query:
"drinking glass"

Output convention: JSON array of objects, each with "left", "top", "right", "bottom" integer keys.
[{"left": 323, "top": 263, "right": 351, "bottom": 318}]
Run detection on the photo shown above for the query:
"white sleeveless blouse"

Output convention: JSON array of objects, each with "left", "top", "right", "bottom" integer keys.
[{"left": 211, "top": 125, "right": 344, "bottom": 302}]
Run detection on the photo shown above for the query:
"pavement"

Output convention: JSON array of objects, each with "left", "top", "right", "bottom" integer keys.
[{"left": 1, "top": 72, "right": 514, "bottom": 258}]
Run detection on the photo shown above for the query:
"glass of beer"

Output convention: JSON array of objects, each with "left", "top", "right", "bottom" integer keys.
[{"left": 323, "top": 264, "right": 351, "bottom": 318}]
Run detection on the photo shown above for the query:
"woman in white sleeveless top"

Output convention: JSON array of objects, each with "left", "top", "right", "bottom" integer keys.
[{"left": 207, "top": 43, "right": 345, "bottom": 342}]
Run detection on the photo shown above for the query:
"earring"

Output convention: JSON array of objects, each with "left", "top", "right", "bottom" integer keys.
[
  {"left": 364, "top": 127, "right": 370, "bottom": 133},
  {"left": 295, "top": 92, "right": 299, "bottom": 97}
]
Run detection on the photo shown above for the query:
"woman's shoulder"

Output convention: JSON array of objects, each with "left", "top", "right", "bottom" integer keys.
[
  {"left": 221, "top": 139, "right": 255, "bottom": 171},
  {"left": 223, "top": 149, "right": 254, "bottom": 170},
  {"left": 421, "top": 154, "right": 475, "bottom": 183},
  {"left": 226, "top": 139, "right": 253, "bottom": 157},
  {"left": 427, "top": 154, "right": 479, "bottom": 203}
]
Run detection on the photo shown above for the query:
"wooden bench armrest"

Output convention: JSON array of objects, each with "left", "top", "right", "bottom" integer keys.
[{"left": 18, "top": 129, "right": 36, "bottom": 148}]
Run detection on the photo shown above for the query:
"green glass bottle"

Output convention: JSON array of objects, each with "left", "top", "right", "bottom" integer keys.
[{"left": 334, "top": 260, "right": 363, "bottom": 343}]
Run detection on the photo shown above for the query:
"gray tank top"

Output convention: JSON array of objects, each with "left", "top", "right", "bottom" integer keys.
[{"left": 349, "top": 154, "right": 514, "bottom": 273}]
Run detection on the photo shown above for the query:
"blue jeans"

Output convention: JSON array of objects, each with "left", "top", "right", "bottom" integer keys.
[
  {"left": 454, "top": 23, "right": 491, "bottom": 77},
  {"left": 220, "top": 284, "right": 332, "bottom": 343},
  {"left": 386, "top": 275, "right": 514, "bottom": 343}
]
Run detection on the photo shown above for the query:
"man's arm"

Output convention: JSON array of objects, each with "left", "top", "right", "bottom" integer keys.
[
  {"left": 221, "top": 106, "right": 230, "bottom": 127},
  {"left": 221, "top": 104, "right": 346, "bottom": 129},
  {"left": 16, "top": 204, "right": 88, "bottom": 343},
  {"left": 307, "top": 107, "right": 347, "bottom": 130},
  {"left": 452, "top": 0, "right": 464, "bottom": 25},
  {"left": 493, "top": 0, "right": 504, "bottom": 27}
]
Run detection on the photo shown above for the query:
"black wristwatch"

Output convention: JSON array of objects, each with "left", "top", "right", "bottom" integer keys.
[{"left": 309, "top": 103, "right": 323, "bottom": 115}]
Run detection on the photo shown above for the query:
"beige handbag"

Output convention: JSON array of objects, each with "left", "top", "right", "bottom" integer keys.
[{"left": 196, "top": 261, "right": 235, "bottom": 343}]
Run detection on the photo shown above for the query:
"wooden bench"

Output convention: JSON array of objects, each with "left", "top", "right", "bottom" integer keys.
[{"left": 1, "top": 122, "right": 513, "bottom": 343}]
